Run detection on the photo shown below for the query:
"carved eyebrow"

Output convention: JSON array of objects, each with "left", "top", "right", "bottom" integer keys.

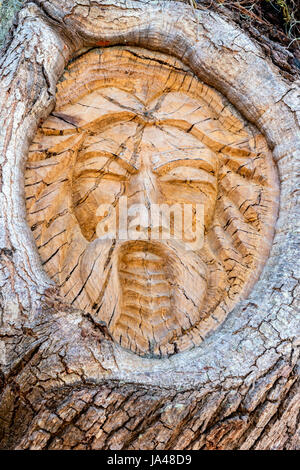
[
  {"left": 153, "top": 158, "right": 216, "bottom": 175},
  {"left": 78, "top": 151, "right": 138, "bottom": 174}
]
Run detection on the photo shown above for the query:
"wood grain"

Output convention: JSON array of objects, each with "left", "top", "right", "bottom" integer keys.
[
  {"left": 25, "top": 47, "right": 279, "bottom": 357},
  {"left": 0, "top": 0, "right": 298, "bottom": 451}
]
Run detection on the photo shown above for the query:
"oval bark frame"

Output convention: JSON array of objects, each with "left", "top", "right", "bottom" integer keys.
[{"left": 0, "top": 1, "right": 299, "bottom": 388}]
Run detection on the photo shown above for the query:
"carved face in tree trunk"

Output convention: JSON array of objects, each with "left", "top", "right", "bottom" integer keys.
[{"left": 25, "top": 47, "right": 278, "bottom": 358}]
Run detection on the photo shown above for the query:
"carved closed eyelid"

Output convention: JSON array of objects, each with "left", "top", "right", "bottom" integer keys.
[
  {"left": 153, "top": 159, "right": 217, "bottom": 176},
  {"left": 76, "top": 152, "right": 138, "bottom": 175},
  {"left": 158, "top": 167, "right": 217, "bottom": 186}
]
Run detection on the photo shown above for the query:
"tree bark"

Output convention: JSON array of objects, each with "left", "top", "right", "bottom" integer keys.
[{"left": 0, "top": 0, "right": 299, "bottom": 450}]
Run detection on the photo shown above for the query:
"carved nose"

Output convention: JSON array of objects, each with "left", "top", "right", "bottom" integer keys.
[{"left": 127, "top": 166, "right": 158, "bottom": 209}]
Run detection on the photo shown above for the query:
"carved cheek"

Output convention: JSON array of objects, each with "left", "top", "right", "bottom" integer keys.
[{"left": 72, "top": 175, "right": 125, "bottom": 241}]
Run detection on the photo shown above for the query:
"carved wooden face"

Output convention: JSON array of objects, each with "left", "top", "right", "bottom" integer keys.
[
  {"left": 73, "top": 122, "right": 218, "bottom": 242},
  {"left": 25, "top": 47, "right": 279, "bottom": 357}
]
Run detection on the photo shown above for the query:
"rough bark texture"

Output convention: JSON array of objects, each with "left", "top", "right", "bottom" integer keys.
[
  {"left": 0, "top": 0, "right": 299, "bottom": 450},
  {"left": 198, "top": 0, "right": 300, "bottom": 82},
  {"left": 1, "top": 1, "right": 299, "bottom": 80}
]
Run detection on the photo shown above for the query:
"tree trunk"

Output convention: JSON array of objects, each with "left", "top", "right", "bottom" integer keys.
[{"left": 0, "top": 0, "right": 299, "bottom": 450}]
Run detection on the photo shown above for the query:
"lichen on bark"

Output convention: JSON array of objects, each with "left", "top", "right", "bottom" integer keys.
[{"left": 0, "top": 0, "right": 23, "bottom": 47}]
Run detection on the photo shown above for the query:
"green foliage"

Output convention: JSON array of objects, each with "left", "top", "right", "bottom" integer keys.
[
  {"left": 267, "top": 0, "right": 291, "bottom": 24},
  {"left": 0, "top": 0, "right": 23, "bottom": 47},
  {"left": 265, "top": 0, "right": 299, "bottom": 37},
  {"left": 200, "top": 1, "right": 299, "bottom": 47}
]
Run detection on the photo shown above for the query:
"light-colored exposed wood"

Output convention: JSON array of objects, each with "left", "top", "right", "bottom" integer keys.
[
  {"left": 0, "top": 0, "right": 299, "bottom": 450},
  {"left": 25, "top": 47, "right": 279, "bottom": 357}
]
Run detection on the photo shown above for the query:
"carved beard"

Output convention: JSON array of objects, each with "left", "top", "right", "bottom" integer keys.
[{"left": 80, "top": 238, "right": 207, "bottom": 357}]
